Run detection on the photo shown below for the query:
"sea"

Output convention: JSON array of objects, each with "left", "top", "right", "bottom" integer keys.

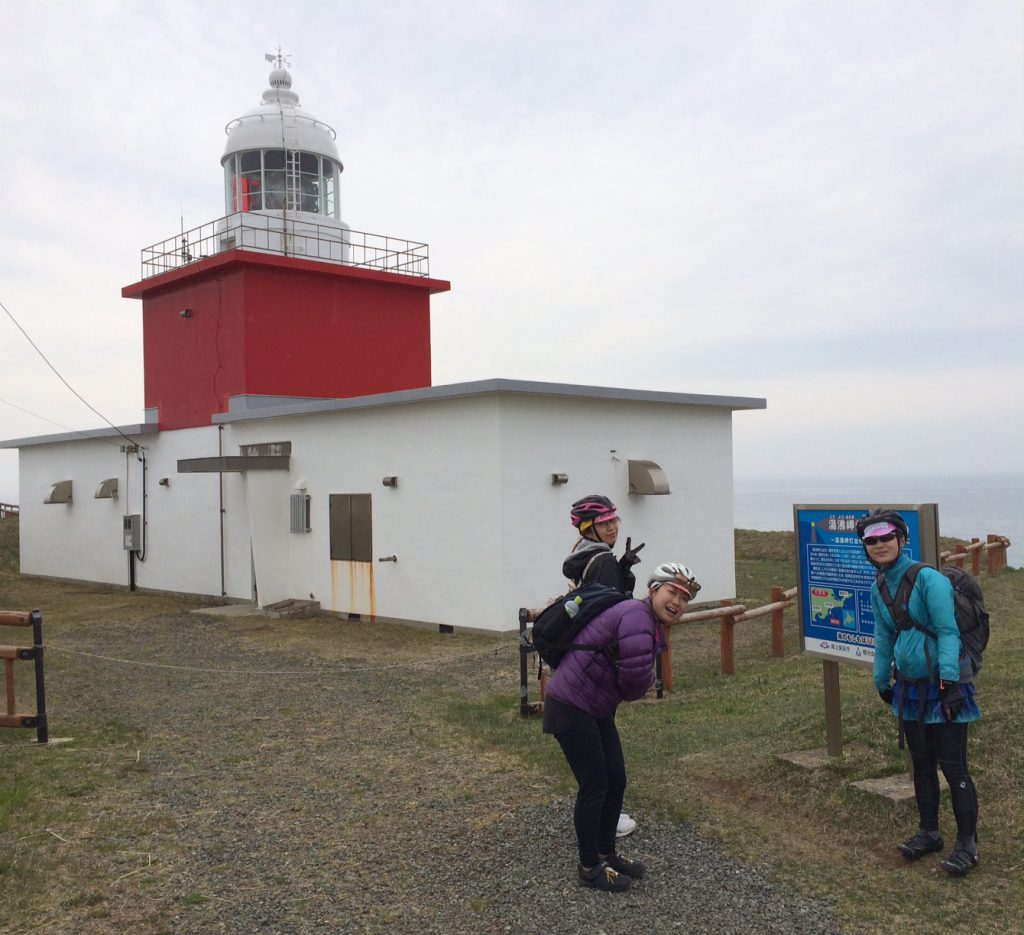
[{"left": 734, "top": 472, "right": 1022, "bottom": 569}]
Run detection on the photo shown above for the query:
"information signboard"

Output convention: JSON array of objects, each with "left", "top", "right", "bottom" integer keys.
[{"left": 794, "top": 503, "right": 940, "bottom": 666}]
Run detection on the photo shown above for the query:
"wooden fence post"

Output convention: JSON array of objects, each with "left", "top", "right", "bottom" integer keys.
[
  {"left": 770, "top": 586, "right": 785, "bottom": 657},
  {"left": 987, "top": 534, "right": 998, "bottom": 575},
  {"left": 971, "top": 538, "right": 981, "bottom": 576},
  {"left": 720, "top": 599, "right": 735, "bottom": 676}
]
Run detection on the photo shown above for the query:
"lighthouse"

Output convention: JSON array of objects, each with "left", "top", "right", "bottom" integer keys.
[
  {"left": 122, "top": 56, "right": 451, "bottom": 432},
  {"left": 4, "top": 55, "right": 762, "bottom": 629}
]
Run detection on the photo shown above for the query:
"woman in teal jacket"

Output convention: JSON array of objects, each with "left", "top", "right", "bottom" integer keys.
[{"left": 859, "top": 509, "right": 980, "bottom": 877}]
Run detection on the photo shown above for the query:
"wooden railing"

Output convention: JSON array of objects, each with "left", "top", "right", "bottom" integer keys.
[
  {"left": 0, "top": 609, "right": 48, "bottom": 743},
  {"left": 941, "top": 535, "right": 1011, "bottom": 576},
  {"left": 0, "top": 502, "right": 19, "bottom": 519},
  {"left": 518, "top": 532, "right": 1012, "bottom": 710}
]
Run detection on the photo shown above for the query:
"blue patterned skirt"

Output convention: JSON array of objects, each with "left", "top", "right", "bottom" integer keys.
[{"left": 892, "top": 677, "right": 981, "bottom": 724}]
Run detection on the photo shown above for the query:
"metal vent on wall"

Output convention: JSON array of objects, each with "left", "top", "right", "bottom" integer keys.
[
  {"left": 45, "top": 480, "right": 73, "bottom": 504},
  {"left": 628, "top": 460, "right": 670, "bottom": 495},
  {"left": 95, "top": 478, "right": 119, "bottom": 499},
  {"left": 290, "top": 493, "right": 311, "bottom": 533}
]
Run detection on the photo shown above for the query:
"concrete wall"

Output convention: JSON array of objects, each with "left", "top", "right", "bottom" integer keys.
[
  {"left": 223, "top": 391, "right": 737, "bottom": 631},
  {"left": 495, "top": 394, "right": 736, "bottom": 626},
  {"left": 18, "top": 426, "right": 223, "bottom": 597},
  {"left": 225, "top": 395, "right": 503, "bottom": 622},
  {"left": 13, "top": 389, "right": 741, "bottom": 633}
]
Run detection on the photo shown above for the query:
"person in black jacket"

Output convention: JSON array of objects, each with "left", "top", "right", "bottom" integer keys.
[
  {"left": 561, "top": 494, "right": 646, "bottom": 838},
  {"left": 563, "top": 495, "right": 644, "bottom": 595}
]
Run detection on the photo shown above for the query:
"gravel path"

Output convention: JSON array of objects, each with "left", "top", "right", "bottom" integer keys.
[{"left": 30, "top": 610, "right": 848, "bottom": 934}]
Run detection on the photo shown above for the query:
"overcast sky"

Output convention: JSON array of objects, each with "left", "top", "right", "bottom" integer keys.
[{"left": 1, "top": 1, "right": 1021, "bottom": 504}]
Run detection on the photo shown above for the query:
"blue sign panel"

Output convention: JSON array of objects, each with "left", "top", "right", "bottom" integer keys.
[{"left": 794, "top": 505, "right": 933, "bottom": 666}]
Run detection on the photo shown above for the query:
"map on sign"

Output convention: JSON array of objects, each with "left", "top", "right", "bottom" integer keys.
[
  {"left": 809, "top": 586, "right": 856, "bottom": 631},
  {"left": 793, "top": 505, "right": 936, "bottom": 666}
]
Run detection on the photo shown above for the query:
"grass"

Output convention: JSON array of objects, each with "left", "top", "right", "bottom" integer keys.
[
  {"left": 438, "top": 528, "right": 1023, "bottom": 934},
  {"left": 0, "top": 514, "right": 1020, "bottom": 933}
]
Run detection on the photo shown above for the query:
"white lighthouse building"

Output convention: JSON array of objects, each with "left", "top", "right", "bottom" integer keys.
[{"left": 2, "top": 60, "right": 765, "bottom": 632}]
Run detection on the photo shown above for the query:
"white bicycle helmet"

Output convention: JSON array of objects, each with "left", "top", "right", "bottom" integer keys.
[{"left": 647, "top": 562, "right": 701, "bottom": 598}]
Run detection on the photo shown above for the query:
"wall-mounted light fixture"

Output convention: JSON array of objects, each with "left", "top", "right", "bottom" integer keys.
[
  {"left": 179, "top": 308, "right": 193, "bottom": 319},
  {"left": 550, "top": 473, "right": 569, "bottom": 485},
  {"left": 158, "top": 477, "right": 171, "bottom": 487},
  {"left": 382, "top": 475, "right": 399, "bottom": 488}
]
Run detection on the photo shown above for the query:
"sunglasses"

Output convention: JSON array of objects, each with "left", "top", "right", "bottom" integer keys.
[{"left": 863, "top": 532, "right": 898, "bottom": 546}]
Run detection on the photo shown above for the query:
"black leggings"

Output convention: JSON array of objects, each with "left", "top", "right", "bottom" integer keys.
[
  {"left": 902, "top": 719, "right": 978, "bottom": 841},
  {"left": 546, "top": 699, "right": 626, "bottom": 866}
]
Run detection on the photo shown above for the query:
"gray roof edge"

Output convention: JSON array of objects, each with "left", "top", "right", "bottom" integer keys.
[
  {"left": 213, "top": 379, "right": 767, "bottom": 424},
  {"left": 0, "top": 423, "right": 159, "bottom": 449}
]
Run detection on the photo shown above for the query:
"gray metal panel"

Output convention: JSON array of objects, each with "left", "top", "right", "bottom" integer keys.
[
  {"left": 176, "top": 455, "right": 290, "bottom": 473},
  {"left": 240, "top": 441, "right": 292, "bottom": 457},
  {"left": 329, "top": 494, "right": 352, "bottom": 561},
  {"left": 212, "top": 378, "right": 768, "bottom": 424},
  {"left": 290, "top": 493, "right": 311, "bottom": 533},
  {"left": 351, "top": 494, "right": 372, "bottom": 563}
]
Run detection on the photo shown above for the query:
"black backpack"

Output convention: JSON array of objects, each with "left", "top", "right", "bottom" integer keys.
[
  {"left": 878, "top": 563, "right": 990, "bottom": 678},
  {"left": 530, "top": 583, "right": 630, "bottom": 668}
]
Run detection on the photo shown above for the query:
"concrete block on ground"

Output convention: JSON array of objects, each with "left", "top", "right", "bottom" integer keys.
[
  {"left": 851, "top": 772, "right": 948, "bottom": 804},
  {"left": 776, "top": 743, "right": 867, "bottom": 770},
  {"left": 263, "top": 598, "right": 321, "bottom": 619}
]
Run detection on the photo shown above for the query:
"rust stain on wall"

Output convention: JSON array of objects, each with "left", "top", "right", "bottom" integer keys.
[{"left": 347, "top": 561, "right": 377, "bottom": 621}]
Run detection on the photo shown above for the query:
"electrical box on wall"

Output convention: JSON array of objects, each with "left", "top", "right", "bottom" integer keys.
[{"left": 123, "top": 514, "right": 141, "bottom": 551}]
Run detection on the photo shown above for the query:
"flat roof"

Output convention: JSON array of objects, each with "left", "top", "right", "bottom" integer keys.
[
  {"left": 0, "top": 379, "right": 766, "bottom": 447},
  {"left": 213, "top": 378, "right": 766, "bottom": 424},
  {"left": 0, "top": 423, "right": 157, "bottom": 450}
]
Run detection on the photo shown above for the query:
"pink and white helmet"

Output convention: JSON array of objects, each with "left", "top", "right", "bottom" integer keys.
[{"left": 647, "top": 562, "right": 701, "bottom": 598}]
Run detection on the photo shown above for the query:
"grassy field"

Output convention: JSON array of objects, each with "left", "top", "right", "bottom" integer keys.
[{"left": 0, "top": 517, "right": 1020, "bottom": 933}]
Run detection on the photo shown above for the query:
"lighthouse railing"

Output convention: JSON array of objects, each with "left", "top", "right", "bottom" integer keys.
[{"left": 140, "top": 214, "right": 431, "bottom": 280}]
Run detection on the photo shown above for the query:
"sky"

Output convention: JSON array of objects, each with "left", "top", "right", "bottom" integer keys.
[{"left": 1, "top": 0, "right": 1021, "bottom": 506}]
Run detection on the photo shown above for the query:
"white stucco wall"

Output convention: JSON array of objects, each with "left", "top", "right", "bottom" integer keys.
[
  {"left": 17, "top": 427, "right": 224, "bottom": 598},
  {"left": 7, "top": 382, "right": 758, "bottom": 632},
  {"left": 225, "top": 395, "right": 504, "bottom": 622},
  {"left": 221, "top": 389, "right": 739, "bottom": 631},
  {"left": 495, "top": 394, "right": 736, "bottom": 628}
]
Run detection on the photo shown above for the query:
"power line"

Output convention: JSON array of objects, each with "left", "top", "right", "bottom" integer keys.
[
  {"left": 0, "top": 296, "right": 142, "bottom": 448},
  {"left": 0, "top": 394, "right": 134, "bottom": 449},
  {"left": 0, "top": 395, "right": 76, "bottom": 431}
]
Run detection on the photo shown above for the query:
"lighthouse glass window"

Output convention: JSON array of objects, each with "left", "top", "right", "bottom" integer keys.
[
  {"left": 322, "top": 161, "right": 337, "bottom": 218},
  {"left": 239, "top": 152, "right": 263, "bottom": 211},
  {"left": 298, "top": 152, "right": 320, "bottom": 213},
  {"left": 263, "top": 150, "right": 287, "bottom": 210},
  {"left": 227, "top": 151, "right": 337, "bottom": 217}
]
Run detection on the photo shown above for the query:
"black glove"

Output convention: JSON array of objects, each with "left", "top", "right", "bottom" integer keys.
[
  {"left": 940, "top": 681, "right": 963, "bottom": 722},
  {"left": 619, "top": 537, "right": 645, "bottom": 570},
  {"left": 878, "top": 686, "right": 894, "bottom": 705}
]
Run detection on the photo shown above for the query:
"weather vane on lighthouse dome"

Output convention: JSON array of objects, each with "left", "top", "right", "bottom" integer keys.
[{"left": 264, "top": 46, "right": 291, "bottom": 69}]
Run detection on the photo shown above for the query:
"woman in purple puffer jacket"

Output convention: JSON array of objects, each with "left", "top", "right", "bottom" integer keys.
[{"left": 543, "top": 562, "right": 700, "bottom": 892}]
